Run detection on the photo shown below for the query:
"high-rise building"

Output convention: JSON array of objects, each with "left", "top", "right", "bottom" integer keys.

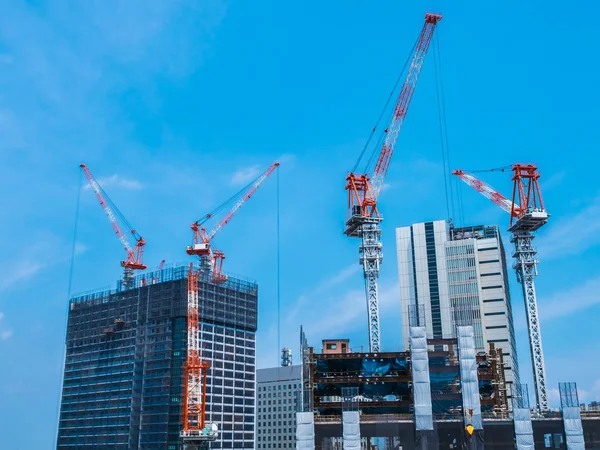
[
  {"left": 396, "top": 220, "right": 520, "bottom": 388},
  {"left": 256, "top": 365, "right": 301, "bottom": 450},
  {"left": 56, "top": 265, "right": 258, "bottom": 450}
]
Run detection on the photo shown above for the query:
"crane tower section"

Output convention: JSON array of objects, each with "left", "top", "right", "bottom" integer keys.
[
  {"left": 344, "top": 13, "right": 441, "bottom": 353},
  {"left": 453, "top": 164, "right": 549, "bottom": 411},
  {"left": 181, "top": 264, "right": 217, "bottom": 448}
]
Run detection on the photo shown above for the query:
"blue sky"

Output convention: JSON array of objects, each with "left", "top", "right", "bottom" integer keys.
[{"left": 1, "top": 0, "right": 599, "bottom": 447}]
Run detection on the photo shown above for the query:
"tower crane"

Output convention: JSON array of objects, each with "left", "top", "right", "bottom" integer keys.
[
  {"left": 186, "top": 161, "right": 280, "bottom": 283},
  {"left": 181, "top": 162, "right": 279, "bottom": 447},
  {"left": 344, "top": 13, "right": 441, "bottom": 352},
  {"left": 453, "top": 164, "right": 550, "bottom": 411},
  {"left": 80, "top": 163, "right": 147, "bottom": 290}
]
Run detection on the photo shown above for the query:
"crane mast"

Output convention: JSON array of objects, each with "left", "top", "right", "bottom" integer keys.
[
  {"left": 453, "top": 164, "right": 549, "bottom": 411},
  {"left": 345, "top": 13, "right": 441, "bottom": 353},
  {"left": 181, "top": 263, "right": 215, "bottom": 449},
  {"left": 186, "top": 162, "right": 279, "bottom": 283},
  {"left": 80, "top": 163, "right": 147, "bottom": 289}
]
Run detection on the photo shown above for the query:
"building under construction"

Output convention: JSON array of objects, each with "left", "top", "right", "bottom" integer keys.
[
  {"left": 296, "top": 329, "right": 600, "bottom": 449},
  {"left": 56, "top": 266, "right": 258, "bottom": 450}
]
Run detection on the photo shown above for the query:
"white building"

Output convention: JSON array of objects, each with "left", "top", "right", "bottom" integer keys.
[
  {"left": 256, "top": 365, "right": 301, "bottom": 450},
  {"left": 396, "top": 221, "right": 520, "bottom": 389}
]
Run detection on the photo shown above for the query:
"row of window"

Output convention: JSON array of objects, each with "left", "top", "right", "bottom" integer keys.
[
  {"left": 257, "top": 406, "right": 296, "bottom": 413},
  {"left": 257, "top": 444, "right": 294, "bottom": 448},
  {"left": 258, "top": 414, "right": 295, "bottom": 424},
  {"left": 257, "top": 434, "right": 293, "bottom": 441},
  {"left": 258, "top": 383, "right": 298, "bottom": 391},
  {"left": 257, "top": 427, "right": 294, "bottom": 435}
]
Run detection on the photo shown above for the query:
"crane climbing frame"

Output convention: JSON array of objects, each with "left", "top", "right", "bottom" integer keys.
[
  {"left": 344, "top": 13, "right": 442, "bottom": 353},
  {"left": 453, "top": 164, "right": 550, "bottom": 411}
]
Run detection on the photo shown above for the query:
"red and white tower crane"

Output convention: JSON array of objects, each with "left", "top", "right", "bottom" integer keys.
[
  {"left": 345, "top": 13, "right": 441, "bottom": 353},
  {"left": 181, "top": 161, "right": 279, "bottom": 448},
  {"left": 80, "top": 163, "right": 147, "bottom": 290},
  {"left": 453, "top": 164, "right": 550, "bottom": 411},
  {"left": 186, "top": 161, "right": 280, "bottom": 283}
]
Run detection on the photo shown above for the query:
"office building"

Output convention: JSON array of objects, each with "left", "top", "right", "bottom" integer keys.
[
  {"left": 396, "top": 221, "right": 520, "bottom": 388},
  {"left": 56, "top": 265, "right": 258, "bottom": 450},
  {"left": 256, "top": 365, "right": 301, "bottom": 449}
]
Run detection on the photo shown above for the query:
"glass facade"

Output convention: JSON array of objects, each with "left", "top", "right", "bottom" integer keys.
[
  {"left": 57, "top": 266, "right": 258, "bottom": 449},
  {"left": 424, "top": 222, "right": 442, "bottom": 338}
]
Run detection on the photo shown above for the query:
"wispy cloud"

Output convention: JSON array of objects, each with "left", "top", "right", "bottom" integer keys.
[
  {"left": 230, "top": 165, "right": 261, "bottom": 186},
  {"left": 0, "top": 312, "right": 13, "bottom": 340},
  {"left": 304, "top": 282, "right": 398, "bottom": 338},
  {"left": 515, "top": 274, "right": 600, "bottom": 331},
  {"left": 84, "top": 174, "right": 144, "bottom": 191},
  {"left": 548, "top": 378, "right": 600, "bottom": 407},
  {"left": 537, "top": 194, "right": 600, "bottom": 260},
  {"left": 542, "top": 170, "right": 566, "bottom": 190},
  {"left": 0, "top": 262, "right": 44, "bottom": 292},
  {"left": 542, "top": 276, "right": 600, "bottom": 321}
]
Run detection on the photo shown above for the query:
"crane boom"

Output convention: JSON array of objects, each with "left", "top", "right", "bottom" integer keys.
[
  {"left": 452, "top": 164, "right": 550, "bottom": 411},
  {"left": 452, "top": 169, "right": 517, "bottom": 215},
  {"left": 80, "top": 164, "right": 146, "bottom": 289},
  {"left": 80, "top": 164, "right": 133, "bottom": 254},
  {"left": 187, "top": 161, "right": 280, "bottom": 283},
  {"left": 344, "top": 13, "right": 441, "bottom": 354},
  {"left": 369, "top": 13, "right": 442, "bottom": 202},
  {"left": 206, "top": 162, "right": 280, "bottom": 241}
]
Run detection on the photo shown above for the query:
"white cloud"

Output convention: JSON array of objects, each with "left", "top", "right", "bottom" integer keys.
[
  {"left": 0, "top": 261, "right": 44, "bottom": 292},
  {"left": 230, "top": 165, "right": 261, "bottom": 186},
  {"left": 0, "top": 312, "right": 12, "bottom": 340},
  {"left": 304, "top": 282, "right": 398, "bottom": 339},
  {"left": 514, "top": 275, "right": 600, "bottom": 331},
  {"left": 536, "top": 194, "right": 600, "bottom": 260},
  {"left": 84, "top": 174, "right": 143, "bottom": 191},
  {"left": 542, "top": 170, "right": 566, "bottom": 190},
  {"left": 541, "top": 276, "right": 600, "bottom": 321},
  {"left": 547, "top": 379, "right": 600, "bottom": 407},
  {"left": 1, "top": 330, "right": 13, "bottom": 340}
]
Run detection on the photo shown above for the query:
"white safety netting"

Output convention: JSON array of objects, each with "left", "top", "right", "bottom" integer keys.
[
  {"left": 410, "top": 327, "right": 433, "bottom": 430},
  {"left": 457, "top": 326, "right": 482, "bottom": 430},
  {"left": 342, "top": 411, "right": 361, "bottom": 449},
  {"left": 563, "top": 406, "right": 585, "bottom": 450},
  {"left": 296, "top": 412, "right": 315, "bottom": 450},
  {"left": 513, "top": 408, "right": 534, "bottom": 450}
]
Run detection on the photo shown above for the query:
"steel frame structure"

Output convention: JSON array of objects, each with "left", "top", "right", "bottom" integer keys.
[
  {"left": 344, "top": 13, "right": 441, "bottom": 353},
  {"left": 453, "top": 164, "right": 549, "bottom": 411}
]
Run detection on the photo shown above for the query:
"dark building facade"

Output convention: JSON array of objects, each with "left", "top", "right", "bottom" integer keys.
[{"left": 57, "top": 265, "right": 258, "bottom": 450}]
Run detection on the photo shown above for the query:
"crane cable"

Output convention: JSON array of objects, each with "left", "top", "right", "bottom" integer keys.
[
  {"left": 463, "top": 165, "right": 512, "bottom": 173},
  {"left": 56, "top": 168, "right": 83, "bottom": 449},
  {"left": 352, "top": 36, "right": 419, "bottom": 174},
  {"left": 196, "top": 174, "right": 261, "bottom": 225},
  {"left": 433, "top": 29, "right": 454, "bottom": 224},
  {"left": 276, "top": 167, "right": 281, "bottom": 364}
]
